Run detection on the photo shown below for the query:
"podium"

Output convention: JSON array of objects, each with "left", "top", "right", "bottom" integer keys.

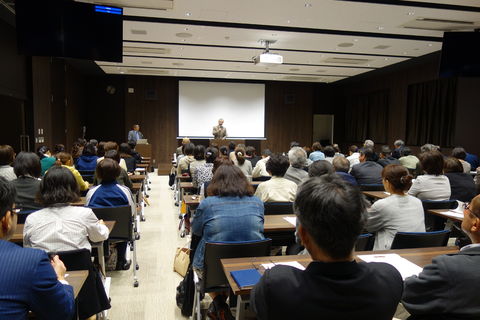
[
  {"left": 135, "top": 143, "right": 152, "bottom": 158},
  {"left": 210, "top": 139, "right": 245, "bottom": 147}
]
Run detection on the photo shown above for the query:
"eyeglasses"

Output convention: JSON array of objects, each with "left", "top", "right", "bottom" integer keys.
[{"left": 463, "top": 203, "right": 480, "bottom": 218}]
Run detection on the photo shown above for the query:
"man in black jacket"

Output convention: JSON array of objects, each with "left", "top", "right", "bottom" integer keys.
[
  {"left": 378, "top": 145, "right": 401, "bottom": 167},
  {"left": 403, "top": 194, "right": 480, "bottom": 319},
  {"left": 251, "top": 175, "right": 403, "bottom": 320},
  {"left": 350, "top": 148, "right": 383, "bottom": 184}
]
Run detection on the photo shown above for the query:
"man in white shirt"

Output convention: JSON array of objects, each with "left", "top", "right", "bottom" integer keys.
[
  {"left": 346, "top": 145, "right": 360, "bottom": 168},
  {"left": 252, "top": 149, "right": 272, "bottom": 178},
  {"left": 255, "top": 154, "right": 297, "bottom": 202}
]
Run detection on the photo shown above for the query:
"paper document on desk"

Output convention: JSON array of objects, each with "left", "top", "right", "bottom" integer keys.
[
  {"left": 357, "top": 253, "right": 422, "bottom": 280},
  {"left": 283, "top": 216, "right": 296, "bottom": 226},
  {"left": 262, "top": 261, "right": 305, "bottom": 271}
]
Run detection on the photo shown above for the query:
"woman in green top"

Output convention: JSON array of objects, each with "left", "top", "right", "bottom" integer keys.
[{"left": 36, "top": 146, "right": 56, "bottom": 176}]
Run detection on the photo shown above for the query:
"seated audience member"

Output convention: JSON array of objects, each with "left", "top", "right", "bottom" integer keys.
[
  {"left": 444, "top": 157, "right": 476, "bottom": 203},
  {"left": 176, "top": 137, "right": 190, "bottom": 157},
  {"left": 119, "top": 143, "right": 136, "bottom": 172},
  {"left": 350, "top": 148, "right": 383, "bottom": 185},
  {"left": 70, "top": 142, "right": 83, "bottom": 166},
  {"left": 0, "top": 177, "right": 75, "bottom": 319},
  {"left": 323, "top": 146, "right": 336, "bottom": 163},
  {"left": 284, "top": 147, "right": 309, "bottom": 185},
  {"left": 408, "top": 151, "right": 451, "bottom": 201},
  {"left": 177, "top": 143, "right": 195, "bottom": 176},
  {"left": 333, "top": 157, "right": 358, "bottom": 185},
  {"left": 333, "top": 144, "right": 344, "bottom": 158},
  {"left": 420, "top": 143, "right": 438, "bottom": 153},
  {"left": 378, "top": 145, "right": 401, "bottom": 167},
  {"left": 97, "top": 141, "right": 106, "bottom": 158},
  {"left": 399, "top": 147, "right": 420, "bottom": 171},
  {"left": 94, "top": 150, "right": 133, "bottom": 191},
  {"left": 190, "top": 145, "right": 206, "bottom": 178},
  {"left": 37, "top": 146, "right": 56, "bottom": 176},
  {"left": 55, "top": 152, "right": 90, "bottom": 191},
  {"left": 199, "top": 157, "right": 233, "bottom": 197},
  {"left": 12, "top": 152, "right": 43, "bottom": 212},
  {"left": 290, "top": 141, "right": 300, "bottom": 149},
  {"left": 364, "top": 139, "right": 379, "bottom": 162},
  {"left": 228, "top": 142, "right": 237, "bottom": 161},
  {"left": 192, "top": 147, "right": 217, "bottom": 189},
  {"left": 127, "top": 141, "right": 142, "bottom": 164},
  {"left": 366, "top": 165, "right": 425, "bottom": 250},
  {"left": 192, "top": 165, "right": 264, "bottom": 318},
  {"left": 346, "top": 145, "right": 360, "bottom": 168},
  {"left": 308, "top": 141, "right": 325, "bottom": 162},
  {"left": 451, "top": 147, "right": 471, "bottom": 173},
  {"left": 0, "top": 145, "right": 16, "bottom": 181},
  {"left": 234, "top": 146, "right": 253, "bottom": 177},
  {"left": 392, "top": 139, "right": 405, "bottom": 159},
  {"left": 86, "top": 159, "right": 134, "bottom": 270},
  {"left": 89, "top": 139, "right": 98, "bottom": 149},
  {"left": 252, "top": 175, "right": 403, "bottom": 320},
  {"left": 254, "top": 154, "right": 297, "bottom": 202},
  {"left": 23, "top": 166, "right": 109, "bottom": 252},
  {"left": 246, "top": 146, "right": 261, "bottom": 168},
  {"left": 402, "top": 194, "right": 480, "bottom": 319},
  {"left": 97, "top": 141, "right": 128, "bottom": 171},
  {"left": 218, "top": 145, "right": 229, "bottom": 159},
  {"left": 465, "top": 150, "right": 479, "bottom": 171},
  {"left": 53, "top": 144, "right": 65, "bottom": 154},
  {"left": 76, "top": 142, "right": 98, "bottom": 171},
  {"left": 308, "top": 160, "right": 334, "bottom": 178},
  {"left": 252, "top": 149, "right": 272, "bottom": 179}
]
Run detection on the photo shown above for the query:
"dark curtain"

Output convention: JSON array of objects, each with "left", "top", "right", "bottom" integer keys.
[
  {"left": 344, "top": 90, "right": 389, "bottom": 143},
  {"left": 406, "top": 78, "right": 457, "bottom": 147}
]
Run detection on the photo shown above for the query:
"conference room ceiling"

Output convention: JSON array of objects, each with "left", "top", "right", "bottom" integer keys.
[{"left": 93, "top": 0, "right": 480, "bottom": 83}]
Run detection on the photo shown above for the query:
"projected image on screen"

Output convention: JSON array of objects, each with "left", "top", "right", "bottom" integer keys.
[{"left": 178, "top": 81, "right": 265, "bottom": 139}]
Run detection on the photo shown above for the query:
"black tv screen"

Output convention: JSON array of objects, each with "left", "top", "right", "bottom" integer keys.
[
  {"left": 440, "top": 32, "right": 480, "bottom": 78},
  {"left": 15, "top": 0, "right": 123, "bottom": 62}
]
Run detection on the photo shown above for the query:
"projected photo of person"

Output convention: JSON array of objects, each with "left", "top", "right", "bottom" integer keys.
[{"left": 212, "top": 118, "right": 227, "bottom": 139}]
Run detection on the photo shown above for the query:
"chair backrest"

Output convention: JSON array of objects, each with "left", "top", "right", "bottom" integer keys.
[
  {"left": 359, "top": 184, "right": 385, "bottom": 191},
  {"left": 90, "top": 206, "right": 132, "bottom": 240},
  {"left": 422, "top": 200, "right": 458, "bottom": 231},
  {"left": 17, "top": 210, "right": 37, "bottom": 224},
  {"left": 252, "top": 176, "right": 271, "bottom": 182},
  {"left": 390, "top": 230, "right": 451, "bottom": 249},
  {"left": 203, "top": 239, "right": 272, "bottom": 291},
  {"left": 355, "top": 233, "right": 375, "bottom": 251},
  {"left": 78, "top": 170, "right": 95, "bottom": 183},
  {"left": 263, "top": 202, "right": 294, "bottom": 215}
]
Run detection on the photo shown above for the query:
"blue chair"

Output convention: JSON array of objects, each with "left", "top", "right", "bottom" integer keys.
[
  {"left": 359, "top": 184, "right": 385, "bottom": 191},
  {"left": 422, "top": 200, "right": 458, "bottom": 231},
  {"left": 355, "top": 233, "right": 375, "bottom": 251},
  {"left": 390, "top": 230, "right": 450, "bottom": 249}
]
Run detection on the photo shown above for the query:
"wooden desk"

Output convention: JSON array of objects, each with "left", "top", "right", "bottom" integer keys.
[
  {"left": 184, "top": 195, "right": 201, "bottom": 210},
  {"left": 362, "top": 191, "right": 389, "bottom": 200},
  {"left": 11, "top": 221, "right": 116, "bottom": 243},
  {"left": 129, "top": 174, "right": 146, "bottom": 182},
  {"left": 222, "top": 246, "right": 458, "bottom": 295},
  {"left": 428, "top": 209, "right": 463, "bottom": 223},
  {"left": 177, "top": 175, "right": 191, "bottom": 181},
  {"left": 68, "top": 270, "right": 89, "bottom": 298},
  {"left": 132, "top": 182, "right": 142, "bottom": 193},
  {"left": 264, "top": 215, "right": 296, "bottom": 232}
]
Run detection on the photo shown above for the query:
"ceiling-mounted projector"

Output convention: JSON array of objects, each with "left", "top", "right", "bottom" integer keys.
[{"left": 253, "top": 40, "right": 283, "bottom": 66}]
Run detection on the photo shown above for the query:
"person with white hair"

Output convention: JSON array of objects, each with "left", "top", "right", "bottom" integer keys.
[
  {"left": 392, "top": 139, "right": 405, "bottom": 159},
  {"left": 364, "top": 139, "right": 379, "bottom": 162},
  {"left": 212, "top": 118, "right": 227, "bottom": 139},
  {"left": 284, "top": 147, "right": 308, "bottom": 185}
]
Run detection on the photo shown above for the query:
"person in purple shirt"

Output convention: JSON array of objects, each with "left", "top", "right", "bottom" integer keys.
[{"left": 0, "top": 177, "right": 74, "bottom": 319}]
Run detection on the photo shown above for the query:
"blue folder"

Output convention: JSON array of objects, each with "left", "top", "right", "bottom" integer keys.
[{"left": 230, "top": 268, "right": 262, "bottom": 288}]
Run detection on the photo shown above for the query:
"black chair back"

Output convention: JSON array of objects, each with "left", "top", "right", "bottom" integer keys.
[
  {"left": 355, "top": 233, "right": 375, "bottom": 251},
  {"left": 123, "top": 156, "right": 137, "bottom": 173},
  {"left": 56, "top": 249, "right": 110, "bottom": 318},
  {"left": 390, "top": 230, "right": 450, "bottom": 249},
  {"left": 359, "top": 184, "right": 385, "bottom": 191},
  {"left": 422, "top": 200, "right": 458, "bottom": 231},
  {"left": 90, "top": 206, "right": 132, "bottom": 241},
  {"left": 252, "top": 176, "right": 271, "bottom": 182},
  {"left": 78, "top": 170, "right": 95, "bottom": 183},
  {"left": 17, "top": 210, "right": 37, "bottom": 224},
  {"left": 203, "top": 239, "right": 271, "bottom": 292},
  {"left": 263, "top": 202, "right": 294, "bottom": 215}
]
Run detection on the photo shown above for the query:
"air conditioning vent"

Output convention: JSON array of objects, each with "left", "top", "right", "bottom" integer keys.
[
  {"left": 402, "top": 17, "right": 475, "bottom": 31},
  {"left": 323, "top": 57, "right": 371, "bottom": 65},
  {"left": 127, "top": 69, "right": 170, "bottom": 75},
  {"left": 123, "top": 46, "right": 171, "bottom": 55}
]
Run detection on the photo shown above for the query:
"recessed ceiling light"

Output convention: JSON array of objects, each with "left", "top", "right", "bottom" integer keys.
[
  {"left": 182, "top": 39, "right": 186, "bottom": 42},
  {"left": 428, "top": 43, "right": 433, "bottom": 47},
  {"left": 384, "top": 58, "right": 389, "bottom": 61},
  {"left": 377, "top": 26, "right": 384, "bottom": 30},
  {"left": 184, "top": 27, "right": 189, "bottom": 31},
  {"left": 304, "top": 3, "right": 312, "bottom": 7},
  {"left": 120, "top": 71, "right": 125, "bottom": 74},
  {"left": 176, "top": 32, "right": 193, "bottom": 38},
  {"left": 180, "top": 47, "right": 184, "bottom": 50},
  {"left": 353, "top": 39, "right": 359, "bottom": 42},
  {"left": 407, "top": 11, "right": 415, "bottom": 16},
  {"left": 287, "top": 20, "right": 291, "bottom": 24},
  {"left": 185, "top": 12, "right": 192, "bottom": 16}
]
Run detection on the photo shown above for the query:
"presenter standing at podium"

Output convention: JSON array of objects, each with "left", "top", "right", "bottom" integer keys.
[
  {"left": 212, "top": 118, "right": 227, "bottom": 140},
  {"left": 128, "top": 124, "right": 144, "bottom": 143}
]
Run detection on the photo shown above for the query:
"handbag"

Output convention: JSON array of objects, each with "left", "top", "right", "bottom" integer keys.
[
  {"left": 176, "top": 265, "right": 195, "bottom": 317},
  {"left": 173, "top": 247, "right": 190, "bottom": 277}
]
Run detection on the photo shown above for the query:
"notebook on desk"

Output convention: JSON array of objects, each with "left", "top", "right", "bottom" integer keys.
[{"left": 230, "top": 268, "right": 262, "bottom": 288}]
